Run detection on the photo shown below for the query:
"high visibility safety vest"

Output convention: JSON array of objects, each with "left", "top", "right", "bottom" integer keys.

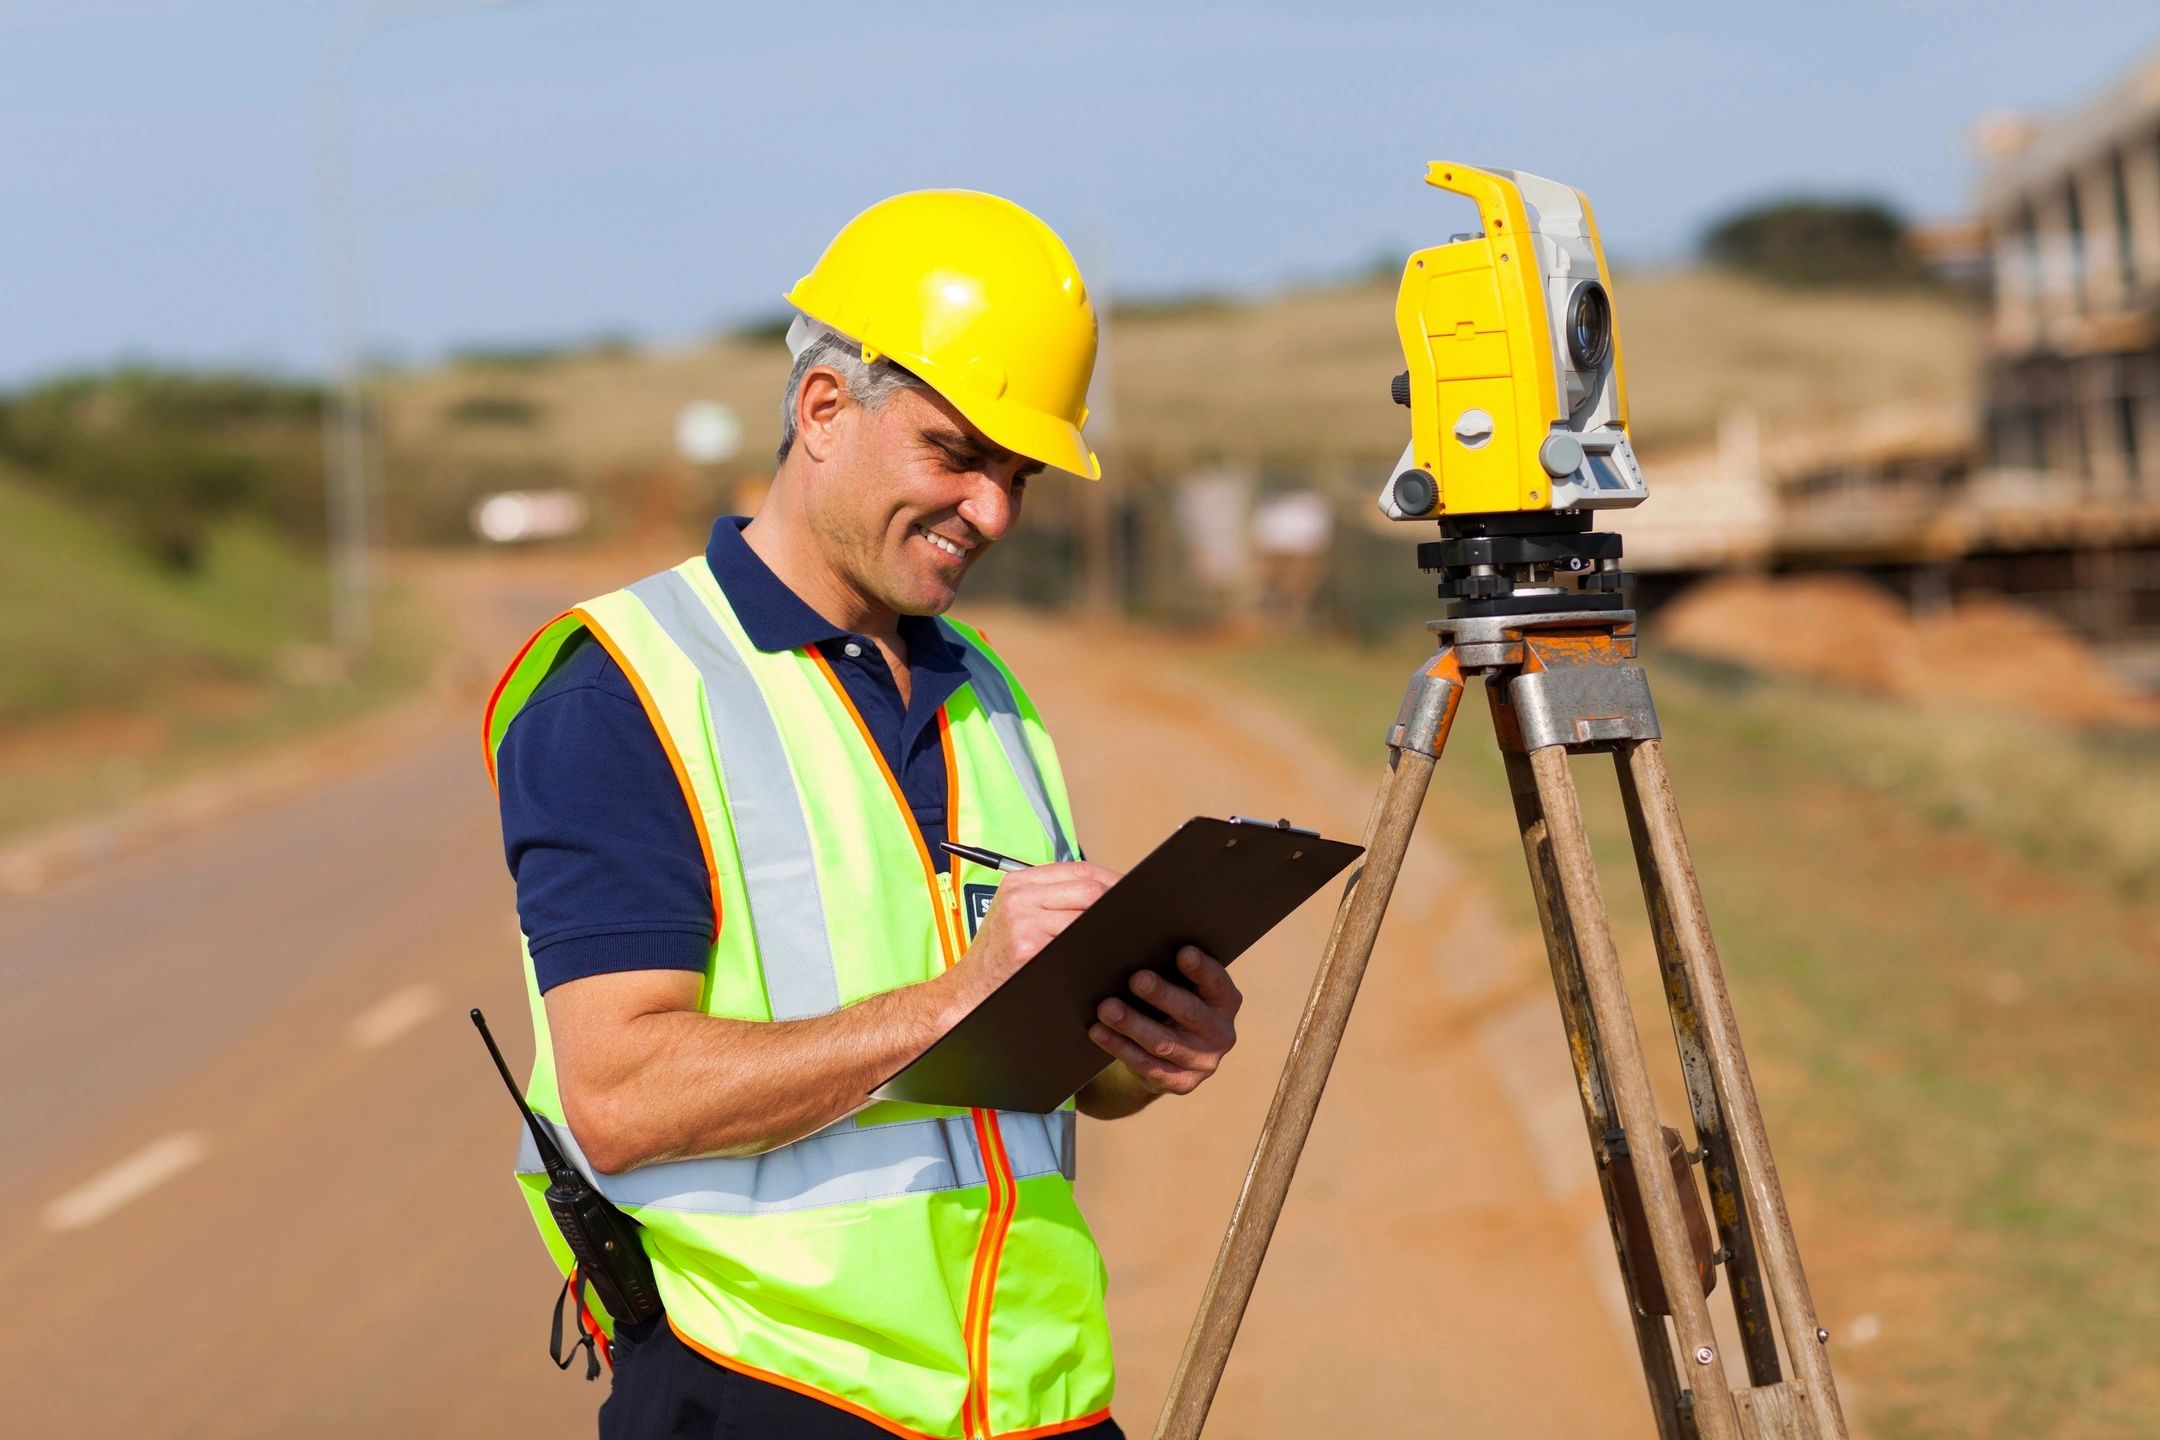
[{"left": 482, "top": 556, "right": 1115, "bottom": 1440}]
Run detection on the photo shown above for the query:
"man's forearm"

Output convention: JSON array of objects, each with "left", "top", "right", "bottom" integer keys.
[{"left": 559, "top": 967, "right": 979, "bottom": 1172}]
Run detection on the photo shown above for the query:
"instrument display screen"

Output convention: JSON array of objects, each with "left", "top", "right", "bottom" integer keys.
[{"left": 1587, "top": 453, "right": 1633, "bottom": 491}]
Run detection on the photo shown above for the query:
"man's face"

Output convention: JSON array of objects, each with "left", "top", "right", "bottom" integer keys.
[{"left": 804, "top": 376, "right": 1044, "bottom": 618}]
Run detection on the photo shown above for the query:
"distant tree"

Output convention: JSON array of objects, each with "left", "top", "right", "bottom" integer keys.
[
  {"left": 1700, "top": 198, "right": 1917, "bottom": 287},
  {"left": 723, "top": 312, "right": 795, "bottom": 345},
  {"left": 0, "top": 368, "right": 325, "bottom": 568},
  {"left": 442, "top": 392, "right": 544, "bottom": 427}
]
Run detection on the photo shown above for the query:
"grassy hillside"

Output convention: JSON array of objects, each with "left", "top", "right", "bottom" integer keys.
[
  {"left": 0, "top": 469, "right": 330, "bottom": 724},
  {"left": 375, "top": 269, "right": 1981, "bottom": 510},
  {"left": 0, "top": 471, "right": 422, "bottom": 838}
]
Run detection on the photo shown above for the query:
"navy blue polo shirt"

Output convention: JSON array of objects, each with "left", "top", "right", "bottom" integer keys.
[{"left": 496, "top": 517, "right": 973, "bottom": 993}]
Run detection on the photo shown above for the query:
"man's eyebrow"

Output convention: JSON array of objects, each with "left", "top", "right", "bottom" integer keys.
[
  {"left": 917, "top": 424, "right": 986, "bottom": 453},
  {"left": 917, "top": 423, "right": 1027, "bottom": 470}
]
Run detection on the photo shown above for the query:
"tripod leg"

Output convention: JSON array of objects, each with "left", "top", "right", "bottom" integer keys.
[
  {"left": 1526, "top": 744, "right": 1744, "bottom": 1440},
  {"left": 1619, "top": 741, "right": 1850, "bottom": 1440},
  {"left": 1152, "top": 650, "right": 1467, "bottom": 1440},
  {"left": 1615, "top": 746, "right": 1781, "bottom": 1388},
  {"left": 1497, "top": 740, "right": 1691, "bottom": 1440}
]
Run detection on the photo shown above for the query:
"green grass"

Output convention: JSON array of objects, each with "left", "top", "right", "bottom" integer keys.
[
  {"left": 1190, "top": 635, "right": 2160, "bottom": 1440},
  {"left": 0, "top": 471, "right": 428, "bottom": 838},
  {"left": 0, "top": 471, "right": 324, "bottom": 722}
]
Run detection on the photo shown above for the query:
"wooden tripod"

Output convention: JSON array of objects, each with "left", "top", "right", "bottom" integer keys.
[{"left": 1152, "top": 605, "right": 1849, "bottom": 1440}]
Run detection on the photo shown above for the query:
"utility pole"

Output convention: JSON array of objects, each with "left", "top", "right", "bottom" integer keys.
[
  {"left": 315, "top": 0, "right": 519, "bottom": 658},
  {"left": 1077, "top": 225, "right": 1123, "bottom": 617}
]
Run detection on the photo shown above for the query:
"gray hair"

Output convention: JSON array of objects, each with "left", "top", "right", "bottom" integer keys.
[{"left": 775, "top": 319, "right": 930, "bottom": 464}]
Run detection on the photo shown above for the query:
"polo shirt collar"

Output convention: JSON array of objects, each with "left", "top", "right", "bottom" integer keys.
[{"left": 703, "top": 516, "right": 969, "bottom": 677}]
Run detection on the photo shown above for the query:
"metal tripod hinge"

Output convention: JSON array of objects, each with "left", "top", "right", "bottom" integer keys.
[{"left": 1153, "top": 603, "right": 1849, "bottom": 1440}]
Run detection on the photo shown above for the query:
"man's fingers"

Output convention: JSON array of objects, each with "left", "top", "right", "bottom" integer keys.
[
  {"left": 1096, "top": 997, "right": 1202, "bottom": 1068},
  {"left": 1175, "top": 947, "right": 1242, "bottom": 1015},
  {"left": 1128, "top": 970, "right": 1218, "bottom": 1034},
  {"left": 988, "top": 872, "right": 1115, "bottom": 917},
  {"left": 1003, "top": 880, "right": 1116, "bottom": 913},
  {"left": 1001, "top": 861, "right": 1120, "bottom": 898},
  {"left": 1086, "top": 1025, "right": 1188, "bottom": 1091}
]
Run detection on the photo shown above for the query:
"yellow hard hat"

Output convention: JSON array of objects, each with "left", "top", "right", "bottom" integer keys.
[{"left": 785, "top": 190, "right": 1101, "bottom": 479}]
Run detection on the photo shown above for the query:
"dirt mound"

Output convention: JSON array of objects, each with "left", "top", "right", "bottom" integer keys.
[{"left": 1653, "top": 575, "right": 2160, "bottom": 730}]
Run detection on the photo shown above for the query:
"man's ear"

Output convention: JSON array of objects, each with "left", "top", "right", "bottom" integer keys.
[{"left": 794, "top": 367, "right": 849, "bottom": 464}]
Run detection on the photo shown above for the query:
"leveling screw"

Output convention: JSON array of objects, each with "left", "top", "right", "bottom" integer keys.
[{"left": 1693, "top": 1345, "right": 1715, "bottom": 1366}]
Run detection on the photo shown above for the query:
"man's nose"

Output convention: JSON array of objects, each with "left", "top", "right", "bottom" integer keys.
[{"left": 957, "top": 473, "right": 1018, "bottom": 539}]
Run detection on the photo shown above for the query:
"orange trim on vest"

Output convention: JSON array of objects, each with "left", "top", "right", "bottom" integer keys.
[
  {"left": 482, "top": 609, "right": 571, "bottom": 790},
  {"left": 966, "top": 1107, "right": 1021, "bottom": 1438},
  {"left": 937, "top": 710, "right": 968, "bottom": 947},
  {"left": 806, "top": 646, "right": 962, "bottom": 967},
  {"left": 807, "top": 645, "right": 1021, "bottom": 1440},
  {"left": 999, "top": 1409, "right": 1116, "bottom": 1439},
  {"left": 664, "top": 1319, "right": 1114, "bottom": 1440},
  {"left": 574, "top": 607, "right": 723, "bottom": 940},
  {"left": 665, "top": 1318, "right": 935, "bottom": 1438}
]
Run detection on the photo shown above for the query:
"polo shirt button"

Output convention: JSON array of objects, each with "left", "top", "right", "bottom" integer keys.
[{"left": 843, "top": 642, "right": 863, "bottom": 658}]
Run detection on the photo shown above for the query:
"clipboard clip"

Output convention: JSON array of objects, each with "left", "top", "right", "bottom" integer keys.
[{"left": 1227, "top": 815, "right": 1321, "bottom": 838}]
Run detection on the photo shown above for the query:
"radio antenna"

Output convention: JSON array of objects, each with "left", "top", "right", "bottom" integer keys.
[{"left": 470, "top": 1007, "right": 579, "bottom": 1187}]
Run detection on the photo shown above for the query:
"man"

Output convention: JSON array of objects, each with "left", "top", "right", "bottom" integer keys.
[{"left": 486, "top": 190, "right": 1244, "bottom": 1440}]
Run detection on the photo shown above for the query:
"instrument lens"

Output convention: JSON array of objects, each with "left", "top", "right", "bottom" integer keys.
[{"left": 1567, "top": 283, "right": 1612, "bottom": 370}]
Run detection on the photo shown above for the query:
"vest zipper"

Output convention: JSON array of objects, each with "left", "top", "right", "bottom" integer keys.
[
  {"left": 935, "top": 871, "right": 964, "bottom": 946},
  {"left": 805, "top": 656, "right": 1017, "bottom": 1439}
]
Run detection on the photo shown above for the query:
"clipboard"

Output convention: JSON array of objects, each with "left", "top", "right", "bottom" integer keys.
[{"left": 872, "top": 816, "right": 1363, "bottom": 1114}]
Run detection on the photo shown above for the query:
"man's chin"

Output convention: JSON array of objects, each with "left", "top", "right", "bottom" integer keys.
[
  {"left": 876, "top": 578, "right": 960, "bottom": 619},
  {"left": 906, "top": 588, "right": 959, "bottom": 618}
]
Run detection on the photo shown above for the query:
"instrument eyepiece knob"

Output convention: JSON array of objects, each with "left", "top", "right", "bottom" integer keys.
[{"left": 1390, "top": 371, "right": 1411, "bottom": 407}]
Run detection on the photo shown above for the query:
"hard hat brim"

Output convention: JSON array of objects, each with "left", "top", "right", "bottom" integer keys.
[{"left": 950, "top": 385, "right": 1102, "bottom": 482}]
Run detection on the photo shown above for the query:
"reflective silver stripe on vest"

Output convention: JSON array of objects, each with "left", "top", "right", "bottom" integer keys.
[
  {"left": 516, "top": 1109, "right": 1078, "bottom": 1216},
  {"left": 939, "top": 622, "right": 1076, "bottom": 863},
  {"left": 628, "top": 569, "right": 840, "bottom": 1021}
]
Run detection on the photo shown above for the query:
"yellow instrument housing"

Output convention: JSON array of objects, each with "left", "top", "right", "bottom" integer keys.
[{"left": 1389, "top": 162, "right": 1641, "bottom": 518}]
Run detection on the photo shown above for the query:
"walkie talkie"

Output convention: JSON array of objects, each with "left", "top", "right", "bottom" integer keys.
[{"left": 470, "top": 1008, "right": 663, "bottom": 1376}]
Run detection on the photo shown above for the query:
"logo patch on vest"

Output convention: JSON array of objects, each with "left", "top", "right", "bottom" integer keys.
[{"left": 963, "top": 883, "right": 999, "bottom": 940}]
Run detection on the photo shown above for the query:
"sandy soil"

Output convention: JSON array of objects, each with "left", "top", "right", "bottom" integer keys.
[{"left": 1654, "top": 574, "right": 2160, "bottom": 730}]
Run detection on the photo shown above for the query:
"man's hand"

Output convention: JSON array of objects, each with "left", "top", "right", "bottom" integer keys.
[
  {"left": 1083, "top": 946, "right": 1241, "bottom": 1113},
  {"left": 956, "top": 860, "right": 1122, "bottom": 1005}
]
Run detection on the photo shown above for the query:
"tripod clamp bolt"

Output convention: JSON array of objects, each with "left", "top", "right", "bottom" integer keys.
[{"left": 1693, "top": 1346, "right": 1716, "bottom": 1366}]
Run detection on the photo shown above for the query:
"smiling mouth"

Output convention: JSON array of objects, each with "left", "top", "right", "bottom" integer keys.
[{"left": 914, "top": 524, "right": 973, "bottom": 561}]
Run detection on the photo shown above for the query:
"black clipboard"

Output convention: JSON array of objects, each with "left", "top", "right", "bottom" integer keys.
[{"left": 872, "top": 816, "right": 1362, "bottom": 1114}]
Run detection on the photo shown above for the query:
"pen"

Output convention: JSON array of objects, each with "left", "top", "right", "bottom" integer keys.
[{"left": 939, "top": 841, "right": 1034, "bottom": 873}]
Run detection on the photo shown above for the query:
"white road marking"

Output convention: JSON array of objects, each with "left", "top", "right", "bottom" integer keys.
[
  {"left": 42, "top": 1131, "right": 209, "bottom": 1232},
  {"left": 346, "top": 981, "right": 441, "bottom": 1051}
]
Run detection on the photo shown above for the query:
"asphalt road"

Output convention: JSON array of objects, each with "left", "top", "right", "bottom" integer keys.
[{"left": 0, "top": 552, "right": 1644, "bottom": 1437}]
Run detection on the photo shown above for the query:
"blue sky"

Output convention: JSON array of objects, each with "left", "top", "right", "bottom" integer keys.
[{"left": 3, "top": 0, "right": 2156, "bottom": 385}]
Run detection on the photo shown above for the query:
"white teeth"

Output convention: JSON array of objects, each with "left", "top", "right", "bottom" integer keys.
[{"left": 918, "top": 527, "right": 966, "bottom": 558}]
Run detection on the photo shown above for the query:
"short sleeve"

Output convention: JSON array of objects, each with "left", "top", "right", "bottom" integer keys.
[{"left": 495, "top": 635, "right": 713, "bottom": 992}]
